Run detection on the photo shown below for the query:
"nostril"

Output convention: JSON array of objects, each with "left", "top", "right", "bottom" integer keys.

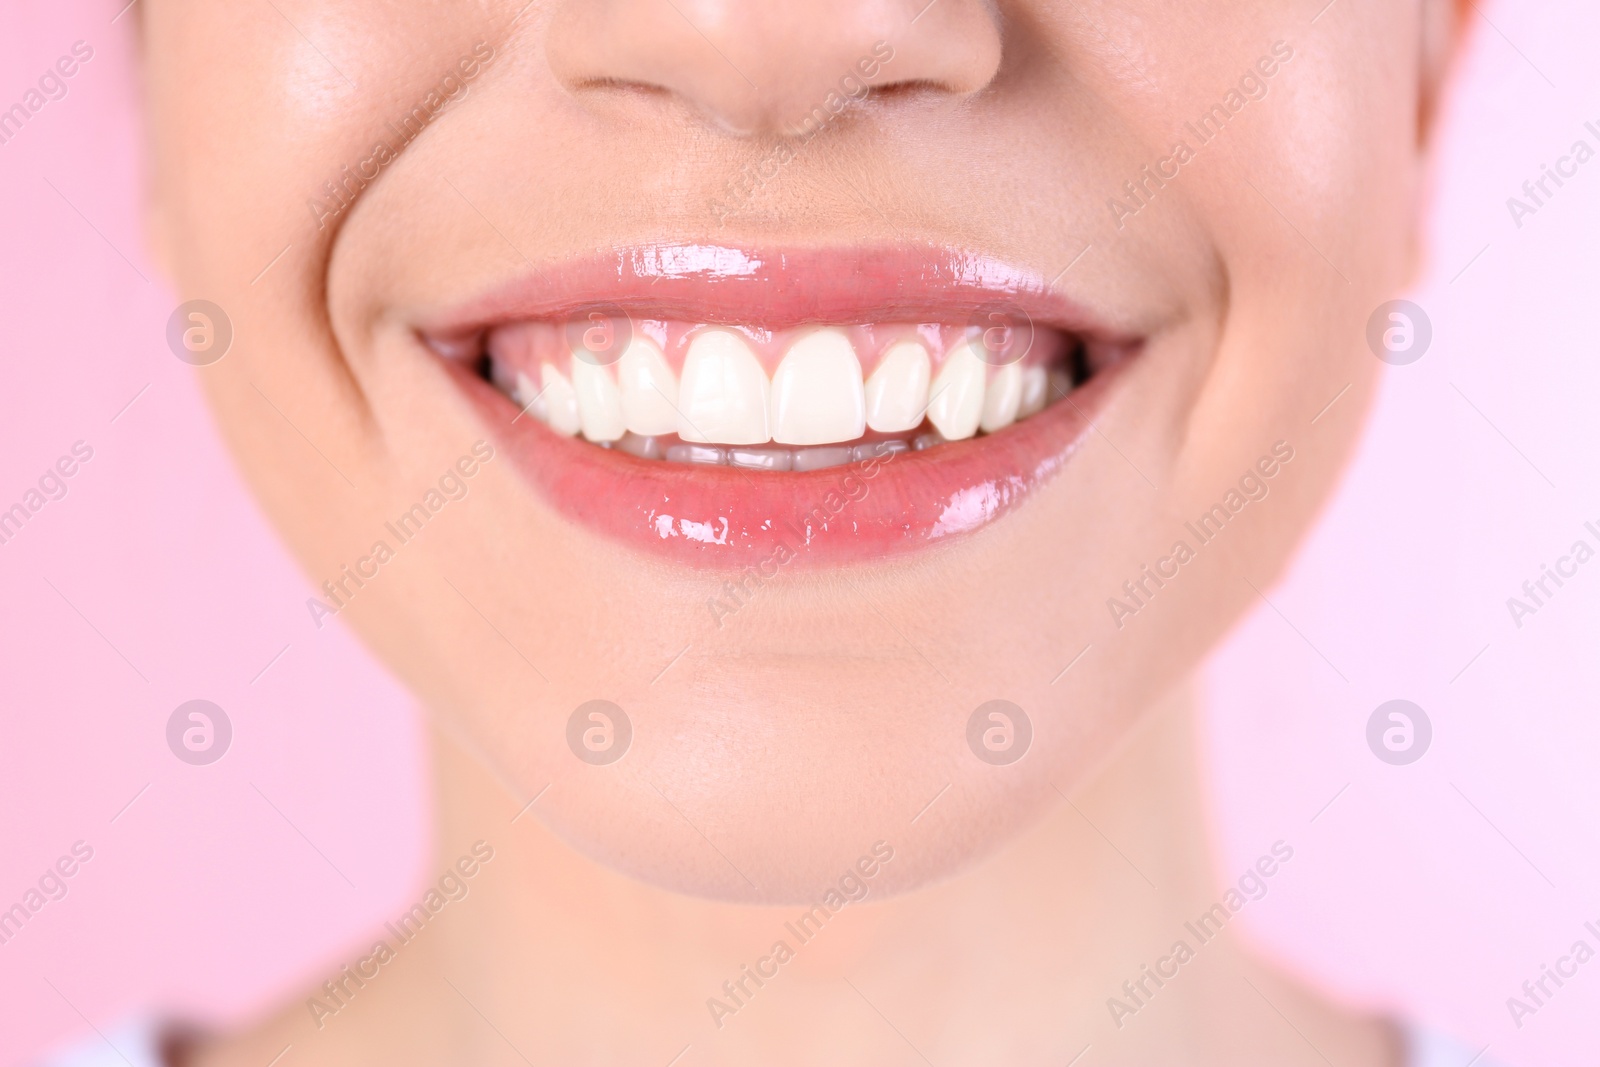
[
  {"left": 863, "top": 79, "right": 960, "bottom": 102},
  {"left": 545, "top": 0, "right": 1003, "bottom": 137},
  {"left": 567, "top": 76, "right": 676, "bottom": 99}
]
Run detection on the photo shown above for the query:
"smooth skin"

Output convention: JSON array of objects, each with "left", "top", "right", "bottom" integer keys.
[{"left": 139, "top": 0, "right": 1468, "bottom": 1062}]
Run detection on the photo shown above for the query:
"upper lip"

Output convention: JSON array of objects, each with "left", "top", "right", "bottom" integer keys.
[{"left": 417, "top": 243, "right": 1138, "bottom": 341}]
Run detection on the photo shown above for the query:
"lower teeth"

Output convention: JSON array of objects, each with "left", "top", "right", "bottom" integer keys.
[{"left": 613, "top": 435, "right": 918, "bottom": 469}]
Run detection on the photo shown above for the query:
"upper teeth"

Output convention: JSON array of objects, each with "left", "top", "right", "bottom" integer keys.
[
  {"left": 616, "top": 338, "right": 680, "bottom": 437},
  {"left": 980, "top": 359, "right": 1024, "bottom": 434},
  {"left": 771, "top": 329, "right": 866, "bottom": 445},
  {"left": 489, "top": 323, "right": 1065, "bottom": 447},
  {"left": 864, "top": 341, "right": 932, "bottom": 434},
  {"left": 540, "top": 362, "right": 582, "bottom": 438},
  {"left": 678, "top": 329, "right": 772, "bottom": 445},
  {"left": 926, "top": 340, "right": 987, "bottom": 441}
]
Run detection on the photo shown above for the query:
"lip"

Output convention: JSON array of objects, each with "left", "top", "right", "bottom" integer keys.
[
  {"left": 419, "top": 244, "right": 1133, "bottom": 341},
  {"left": 423, "top": 244, "right": 1141, "bottom": 567}
]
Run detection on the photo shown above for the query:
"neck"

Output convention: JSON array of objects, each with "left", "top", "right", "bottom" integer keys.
[{"left": 212, "top": 683, "right": 1400, "bottom": 1067}]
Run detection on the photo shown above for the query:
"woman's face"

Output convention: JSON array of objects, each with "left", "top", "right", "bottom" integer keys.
[{"left": 143, "top": 0, "right": 1441, "bottom": 901}]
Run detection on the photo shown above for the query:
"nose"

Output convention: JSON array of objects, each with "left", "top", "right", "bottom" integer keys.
[{"left": 544, "top": 0, "right": 1004, "bottom": 135}]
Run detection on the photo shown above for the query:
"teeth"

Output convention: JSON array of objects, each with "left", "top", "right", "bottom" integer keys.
[
  {"left": 677, "top": 330, "right": 770, "bottom": 445},
  {"left": 979, "top": 360, "right": 1023, "bottom": 434},
  {"left": 926, "top": 341, "right": 986, "bottom": 441},
  {"left": 791, "top": 445, "right": 854, "bottom": 472},
  {"left": 572, "top": 359, "right": 626, "bottom": 442},
  {"left": 492, "top": 355, "right": 521, "bottom": 395},
  {"left": 864, "top": 341, "right": 932, "bottom": 433},
  {"left": 619, "top": 435, "right": 913, "bottom": 469},
  {"left": 540, "top": 363, "right": 581, "bottom": 436},
  {"left": 512, "top": 370, "right": 547, "bottom": 422},
  {"left": 771, "top": 328, "right": 866, "bottom": 445},
  {"left": 617, "top": 338, "right": 680, "bottom": 436},
  {"left": 484, "top": 321, "right": 1080, "bottom": 456},
  {"left": 729, "top": 447, "right": 793, "bottom": 471},
  {"left": 665, "top": 443, "right": 726, "bottom": 465},
  {"left": 1048, "top": 366, "right": 1073, "bottom": 403},
  {"left": 1017, "top": 364, "right": 1049, "bottom": 419},
  {"left": 854, "top": 439, "right": 908, "bottom": 462},
  {"left": 616, "top": 432, "right": 664, "bottom": 460},
  {"left": 488, "top": 323, "right": 535, "bottom": 392}
]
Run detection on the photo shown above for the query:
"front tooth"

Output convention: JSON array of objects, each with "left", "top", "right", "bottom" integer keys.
[
  {"left": 571, "top": 359, "right": 626, "bottom": 442},
  {"left": 926, "top": 341, "right": 986, "bottom": 440},
  {"left": 678, "top": 329, "right": 770, "bottom": 445},
  {"left": 617, "top": 338, "right": 680, "bottom": 436},
  {"left": 864, "top": 341, "right": 931, "bottom": 433},
  {"left": 771, "top": 328, "right": 866, "bottom": 445},
  {"left": 979, "top": 361, "right": 1023, "bottom": 433},
  {"left": 540, "top": 362, "right": 581, "bottom": 436},
  {"left": 1017, "top": 365, "right": 1049, "bottom": 419}
]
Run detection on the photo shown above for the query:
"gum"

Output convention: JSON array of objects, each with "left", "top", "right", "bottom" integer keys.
[{"left": 483, "top": 318, "right": 1070, "bottom": 379}]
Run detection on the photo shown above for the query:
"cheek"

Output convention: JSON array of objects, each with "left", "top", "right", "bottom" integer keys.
[
  {"left": 144, "top": 0, "right": 503, "bottom": 613},
  {"left": 1170, "top": 28, "right": 1416, "bottom": 507},
  {"left": 1234, "top": 30, "right": 1421, "bottom": 287}
]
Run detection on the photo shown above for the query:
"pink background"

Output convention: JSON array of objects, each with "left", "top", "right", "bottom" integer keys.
[{"left": 2, "top": 2, "right": 1596, "bottom": 1064}]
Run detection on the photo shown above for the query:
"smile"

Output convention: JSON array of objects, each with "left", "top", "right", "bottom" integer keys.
[{"left": 422, "top": 245, "right": 1140, "bottom": 566}]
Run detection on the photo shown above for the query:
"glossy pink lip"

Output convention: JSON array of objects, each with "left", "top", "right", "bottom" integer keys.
[
  {"left": 423, "top": 245, "right": 1141, "bottom": 567},
  {"left": 421, "top": 245, "right": 1131, "bottom": 340}
]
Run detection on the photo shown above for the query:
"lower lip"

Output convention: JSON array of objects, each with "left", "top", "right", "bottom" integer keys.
[{"left": 452, "top": 358, "right": 1126, "bottom": 567}]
